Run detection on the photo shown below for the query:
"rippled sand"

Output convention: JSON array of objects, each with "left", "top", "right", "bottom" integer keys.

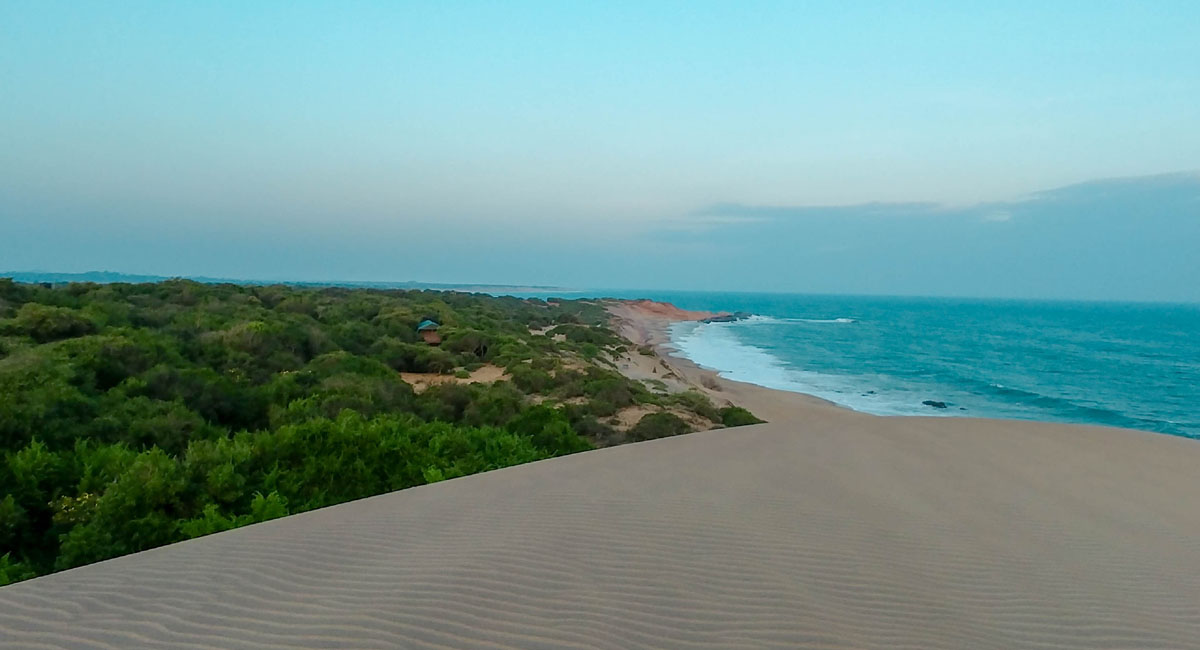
[{"left": 2, "top": 410, "right": 1199, "bottom": 649}]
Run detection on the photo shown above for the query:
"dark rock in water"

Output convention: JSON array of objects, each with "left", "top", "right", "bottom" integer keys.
[
  {"left": 701, "top": 311, "right": 754, "bottom": 324},
  {"left": 922, "top": 400, "right": 948, "bottom": 409},
  {"left": 866, "top": 390, "right": 876, "bottom": 394},
  {"left": 959, "top": 407, "right": 967, "bottom": 411}
]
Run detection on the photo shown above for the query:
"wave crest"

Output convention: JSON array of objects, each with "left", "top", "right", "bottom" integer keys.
[{"left": 734, "top": 316, "right": 858, "bottom": 325}]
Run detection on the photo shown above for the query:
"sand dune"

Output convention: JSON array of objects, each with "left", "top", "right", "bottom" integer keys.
[{"left": 3, "top": 409, "right": 1199, "bottom": 649}]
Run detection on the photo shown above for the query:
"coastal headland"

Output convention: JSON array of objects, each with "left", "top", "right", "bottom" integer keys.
[{"left": 2, "top": 297, "right": 1198, "bottom": 648}]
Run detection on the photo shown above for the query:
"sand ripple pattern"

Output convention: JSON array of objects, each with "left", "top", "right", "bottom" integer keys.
[{"left": 2, "top": 415, "right": 1200, "bottom": 649}]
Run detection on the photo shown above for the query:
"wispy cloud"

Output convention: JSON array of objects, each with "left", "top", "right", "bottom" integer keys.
[
  {"left": 691, "top": 201, "right": 943, "bottom": 221},
  {"left": 682, "top": 172, "right": 1200, "bottom": 230},
  {"left": 632, "top": 172, "right": 1200, "bottom": 301}
]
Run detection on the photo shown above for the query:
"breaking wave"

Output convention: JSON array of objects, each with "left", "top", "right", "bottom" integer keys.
[
  {"left": 668, "top": 321, "right": 939, "bottom": 417},
  {"left": 737, "top": 315, "right": 858, "bottom": 324}
]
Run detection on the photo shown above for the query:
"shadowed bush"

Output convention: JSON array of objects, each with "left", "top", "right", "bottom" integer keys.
[
  {"left": 628, "top": 412, "right": 692, "bottom": 441},
  {"left": 6, "top": 304, "right": 97, "bottom": 342}
]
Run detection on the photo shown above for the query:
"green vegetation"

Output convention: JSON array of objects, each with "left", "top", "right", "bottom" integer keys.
[
  {"left": 628, "top": 412, "right": 691, "bottom": 441},
  {"left": 719, "top": 406, "right": 766, "bottom": 427},
  {"left": 0, "top": 279, "right": 760, "bottom": 585}
]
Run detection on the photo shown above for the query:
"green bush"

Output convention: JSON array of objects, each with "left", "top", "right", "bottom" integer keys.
[
  {"left": 306, "top": 351, "right": 397, "bottom": 379},
  {"left": 0, "top": 553, "right": 36, "bottom": 586},
  {"left": 461, "top": 382, "right": 526, "bottom": 427},
  {"left": 720, "top": 406, "right": 765, "bottom": 427},
  {"left": 8, "top": 303, "right": 97, "bottom": 342},
  {"left": 509, "top": 364, "right": 554, "bottom": 393},
  {"left": 442, "top": 329, "right": 492, "bottom": 360},
  {"left": 0, "top": 350, "right": 98, "bottom": 449},
  {"left": 88, "top": 396, "right": 217, "bottom": 453},
  {"left": 670, "top": 390, "right": 721, "bottom": 423},
  {"left": 547, "top": 403, "right": 630, "bottom": 447},
  {"left": 628, "top": 412, "right": 691, "bottom": 442},
  {"left": 506, "top": 406, "right": 591, "bottom": 455},
  {"left": 580, "top": 369, "right": 635, "bottom": 409},
  {"left": 373, "top": 338, "right": 457, "bottom": 373}
]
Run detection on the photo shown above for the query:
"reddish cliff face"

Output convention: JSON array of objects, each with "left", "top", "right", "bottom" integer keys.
[{"left": 614, "top": 299, "right": 722, "bottom": 322}]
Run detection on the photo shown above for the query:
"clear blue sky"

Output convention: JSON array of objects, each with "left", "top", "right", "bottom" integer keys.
[{"left": 2, "top": 2, "right": 1198, "bottom": 299}]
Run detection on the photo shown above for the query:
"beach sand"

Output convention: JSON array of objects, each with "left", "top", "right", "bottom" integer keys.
[
  {"left": 3, "top": 304, "right": 1199, "bottom": 648},
  {"left": 606, "top": 299, "right": 849, "bottom": 422}
]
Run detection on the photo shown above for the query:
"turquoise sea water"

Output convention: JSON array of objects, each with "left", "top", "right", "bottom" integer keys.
[{"left": 566, "top": 292, "right": 1199, "bottom": 439}]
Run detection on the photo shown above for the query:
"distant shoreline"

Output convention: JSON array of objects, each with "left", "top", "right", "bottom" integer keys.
[
  {"left": 8, "top": 273, "right": 1199, "bottom": 306},
  {"left": 1, "top": 270, "right": 572, "bottom": 295},
  {"left": 606, "top": 299, "right": 848, "bottom": 423}
]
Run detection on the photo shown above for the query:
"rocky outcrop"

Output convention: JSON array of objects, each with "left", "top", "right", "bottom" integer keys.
[{"left": 701, "top": 311, "right": 753, "bottom": 323}]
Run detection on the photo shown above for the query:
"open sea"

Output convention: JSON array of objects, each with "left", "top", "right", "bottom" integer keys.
[{"left": 540, "top": 291, "right": 1200, "bottom": 439}]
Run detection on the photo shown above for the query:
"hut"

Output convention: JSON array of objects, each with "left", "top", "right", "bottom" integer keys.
[{"left": 416, "top": 319, "right": 441, "bottom": 345}]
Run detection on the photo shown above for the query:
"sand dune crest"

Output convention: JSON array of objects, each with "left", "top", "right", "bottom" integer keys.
[{"left": 2, "top": 415, "right": 1199, "bottom": 649}]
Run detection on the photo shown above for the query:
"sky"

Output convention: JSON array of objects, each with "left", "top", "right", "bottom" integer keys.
[{"left": 1, "top": 1, "right": 1198, "bottom": 300}]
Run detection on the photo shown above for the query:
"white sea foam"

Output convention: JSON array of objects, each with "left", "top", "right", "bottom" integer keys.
[
  {"left": 669, "top": 321, "right": 945, "bottom": 417},
  {"left": 735, "top": 315, "right": 858, "bottom": 325},
  {"left": 669, "top": 322, "right": 798, "bottom": 388}
]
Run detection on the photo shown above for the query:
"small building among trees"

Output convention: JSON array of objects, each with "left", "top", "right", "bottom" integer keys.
[{"left": 416, "top": 319, "right": 441, "bottom": 345}]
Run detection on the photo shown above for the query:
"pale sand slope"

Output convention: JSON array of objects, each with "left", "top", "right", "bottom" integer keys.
[{"left": 3, "top": 414, "right": 1200, "bottom": 648}]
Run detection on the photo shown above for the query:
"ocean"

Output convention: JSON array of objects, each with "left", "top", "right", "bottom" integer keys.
[{"left": 583, "top": 291, "right": 1199, "bottom": 439}]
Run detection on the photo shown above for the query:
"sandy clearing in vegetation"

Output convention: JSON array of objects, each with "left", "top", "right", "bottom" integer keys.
[{"left": 399, "top": 363, "right": 507, "bottom": 393}]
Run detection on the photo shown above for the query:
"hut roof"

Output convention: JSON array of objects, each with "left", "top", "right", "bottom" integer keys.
[{"left": 416, "top": 319, "right": 440, "bottom": 331}]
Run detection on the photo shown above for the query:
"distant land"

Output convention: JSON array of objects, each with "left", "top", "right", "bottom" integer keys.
[{"left": 1, "top": 271, "right": 573, "bottom": 295}]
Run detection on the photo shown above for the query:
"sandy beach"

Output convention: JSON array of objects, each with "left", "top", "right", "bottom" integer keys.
[
  {"left": 607, "top": 299, "right": 852, "bottom": 423},
  {"left": 2, "top": 302, "right": 1199, "bottom": 648}
]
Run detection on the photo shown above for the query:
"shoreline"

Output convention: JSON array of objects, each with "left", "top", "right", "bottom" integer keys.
[
  {"left": 606, "top": 299, "right": 1195, "bottom": 438},
  {"left": 607, "top": 300, "right": 855, "bottom": 424}
]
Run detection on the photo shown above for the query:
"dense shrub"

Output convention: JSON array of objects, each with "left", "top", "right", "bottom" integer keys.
[
  {"left": 506, "top": 405, "right": 592, "bottom": 455},
  {"left": 88, "top": 396, "right": 218, "bottom": 453},
  {"left": 549, "top": 323, "right": 621, "bottom": 346},
  {"left": 0, "top": 350, "right": 97, "bottom": 449},
  {"left": 720, "top": 406, "right": 766, "bottom": 427},
  {"left": 509, "top": 364, "right": 554, "bottom": 393},
  {"left": 442, "top": 328, "right": 493, "bottom": 360},
  {"left": 628, "top": 412, "right": 691, "bottom": 442},
  {"left": 669, "top": 390, "right": 721, "bottom": 423},
  {"left": 7, "top": 304, "right": 97, "bottom": 342},
  {"left": 580, "top": 369, "right": 636, "bottom": 410},
  {"left": 372, "top": 338, "right": 457, "bottom": 373},
  {"left": 461, "top": 382, "right": 526, "bottom": 428},
  {"left": 564, "top": 412, "right": 622, "bottom": 447}
]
